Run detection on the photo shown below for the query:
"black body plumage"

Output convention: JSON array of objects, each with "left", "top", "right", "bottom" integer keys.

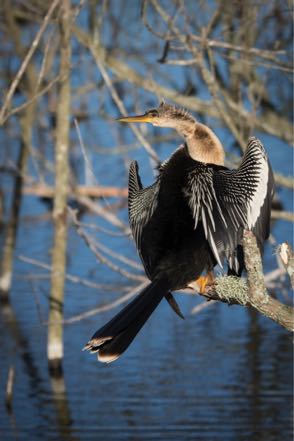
[{"left": 84, "top": 128, "right": 274, "bottom": 363}]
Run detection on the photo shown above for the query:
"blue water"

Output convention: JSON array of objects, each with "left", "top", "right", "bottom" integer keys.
[
  {"left": 0, "top": 2, "right": 293, "bottom": 439},
  {"left": 0, "top": 198, "right": 292, "bottom": 440},
  {"left": 1, "top": 85, "right": 293, "bottom": 441}
]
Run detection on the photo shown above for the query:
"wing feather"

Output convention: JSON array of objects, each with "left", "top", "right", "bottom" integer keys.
[
  {"left": 128, "top": 161, "right": 160, "bottom": 254},
  {"left": 184, "top": 137, "right": 274, "bottom": 273}
]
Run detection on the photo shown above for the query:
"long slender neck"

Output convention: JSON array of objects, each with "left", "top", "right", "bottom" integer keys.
[{"left": 175, "top": 119, "right": 225, "bottom": 166}]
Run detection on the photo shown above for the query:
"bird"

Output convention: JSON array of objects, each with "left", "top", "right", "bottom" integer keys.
[{"left": 84, "top": 101, "right": 274, "bottom": 363}]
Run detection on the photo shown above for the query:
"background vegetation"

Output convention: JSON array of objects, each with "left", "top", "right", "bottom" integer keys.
[{"left": 0, "top": 1, "right": 293, "bottom": 439}]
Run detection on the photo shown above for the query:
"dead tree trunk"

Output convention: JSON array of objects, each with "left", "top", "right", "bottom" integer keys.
[
  {"left": 0, "top": 3, "right": 36, "bottom": 300},
  {"left": 47, "top": 0, "right": 71, "bottom": 376},
  {"left": 0, "top": 138, "right": 29, "bottom": 300}
]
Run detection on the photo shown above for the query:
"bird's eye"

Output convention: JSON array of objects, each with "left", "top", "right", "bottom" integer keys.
[{"left": 148, "top": 109, "right": 159, "bottom": 117}]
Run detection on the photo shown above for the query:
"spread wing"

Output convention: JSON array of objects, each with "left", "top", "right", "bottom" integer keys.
[
  {"left": 128, "top": 161, "right": 160, "bottom": 257},
  {"left": 128, "top": 161, "right": 185, "bottom": 319},
  {"left": 185, "top": 137, "right": 274, "bottom": 272}
]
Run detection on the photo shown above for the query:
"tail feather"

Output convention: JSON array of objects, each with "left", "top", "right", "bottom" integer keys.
[{"left": 84, "top": 279, "right": 169, "bottom": 363}]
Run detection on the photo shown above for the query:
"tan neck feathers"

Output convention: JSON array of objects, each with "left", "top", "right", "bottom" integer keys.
[{"left": 178, "top": 122, "right": 224, "bottom": 166}]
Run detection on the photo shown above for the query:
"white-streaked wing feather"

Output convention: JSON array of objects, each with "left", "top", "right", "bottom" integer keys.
[
  {"left": 244, "top": 141, "right": 269, "bottom": 229},
  {"left": 128, "top": 160, "right": 160, "bottom": 253},
  {"left": 185, "top": 137, "right": 273, "bottom": 272},
  {"left": 184, "top": 165, "right": 225, "bottom": 267}
]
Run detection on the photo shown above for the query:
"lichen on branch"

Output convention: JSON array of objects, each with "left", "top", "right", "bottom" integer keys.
[{"left": 199, "top": 231, "right": 294, "bottom": 332}]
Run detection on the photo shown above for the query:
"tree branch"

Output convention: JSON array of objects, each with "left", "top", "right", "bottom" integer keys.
[
  {"left": 23, "top": 183, "right": 128, "bottom": 198},
  {"left": 277, "top": 243, "right": 294, "bottom": 288},
  {"left": 73, "top": 25, "right": 293, "bottom": 145},
  {"left": 243, "top": 230, "right": 293, "bottom": 331},
  {"left": 204, "top": 279, "right": 293, "bottom": 332},
  {"left": 195, "top": 232, "right": 293, "bottom": 331},
  {"left": 0, "top": 0, "right": 60, "bottom": 125}
]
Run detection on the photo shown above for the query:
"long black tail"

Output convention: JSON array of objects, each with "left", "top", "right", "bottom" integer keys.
[{"left": 83, "top": 279, "right": 169, "bottom": 363}]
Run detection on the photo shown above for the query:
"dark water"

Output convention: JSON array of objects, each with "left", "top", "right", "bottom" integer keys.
[
  {"left": 0, "top": 131, "right": 293, "bottom": 440},
  {"left": 0, "top": 207, "right": 292, "bottom": 440},
  {"left": 0, "top": 2, "right": 293, "bottom": 438},
  {"left": 1, "top": 37, "right": 293, "bottom": 441}
]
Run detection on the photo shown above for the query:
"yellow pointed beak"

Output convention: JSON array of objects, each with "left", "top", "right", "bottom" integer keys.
[{"left": 116, "top": 114, "right": 153, "bottom": 123}]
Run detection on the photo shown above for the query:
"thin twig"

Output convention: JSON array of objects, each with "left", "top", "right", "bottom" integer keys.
[
  {"left": 0, "top": 0, "right": 60, "bottom": 124},
  {"left": 72, "top": 220, "right": 128, "bottom": 237},
  {"left": 4, "top": 74, "right": 61, "bottom": 121},
  {"left": 277, "top": 243, "right": 294, "bottom": 288},
  {"left": 142, "top": 0, "right": 287, "bottom": 64},
  {"left": 190, "top": 300, "right": 216, "bottom": 315},
  {"left": 271, "top": 210, "right": 294, "bottom": 223},
  {"left": 69, "top": 208, "right": 145, "bottom": 281},
  {"left": 35, "top": 28, "right": 56, "bottom": 93},
  {"left": 29, "top": 279, "right": 46, "bottom": 325},
  {"left": 75, "top": 195, "right": 130, "bottom": 233},
  {"left": 74, "top": 118, "right": 98, "bottom": 186},
  {"left": 18, "top": 254, "right": 128, "bottom": 291},
  {"left": 149, "top": 0, "right": 248, "bottom": 151},
  {"left": 264, "top": 267, "right": 286, "bottom": 284},
  {"left": 84, "top": 235, "right": 143, "bottom": 271},
  {"left": 90, "top": 43, "right": 160, "bottom": 164},
  {"left": 5, "top": 366, "right": 15, "bottom": 412},
  {"left": 73, "top": 25, "right": 293, "bottom": 144},
  {"left": 63, "top": 281, "right": 149, "bottom": 324}
]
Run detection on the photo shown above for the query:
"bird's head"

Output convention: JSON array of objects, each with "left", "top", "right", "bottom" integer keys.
[
  {"left": 117, "top": 101, "right": 195, "bottom": 129},
  {"left": 117, "top": 100, "right": 225, "bottom": 165}
]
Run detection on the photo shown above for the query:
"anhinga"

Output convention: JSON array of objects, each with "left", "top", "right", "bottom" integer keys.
[{"left": 84, "top": 102, "right": 274, "bottom": 363}]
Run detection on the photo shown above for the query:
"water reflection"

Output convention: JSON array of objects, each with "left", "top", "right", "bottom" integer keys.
[
  {"left": 50, "top": 375, "right": 77, "bottom": 441},
  {"left": 0, "top": 298, "right": 44, "bottom": 396},
  {"left": 0, "top": 291, "right": 292, "bottom": 440},
  {"left": 0, "top": 298, "right": 76, "bottom": 441},
  {"left": 0, "top": 230, "right": 292, "bottom": 441}
]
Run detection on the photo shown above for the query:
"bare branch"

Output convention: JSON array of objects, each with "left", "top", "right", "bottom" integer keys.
[
  {"left": 74, "top": 195, "right": 129, "bottom": 233},
  {"left": 73, "top": 25, "right": 293, "bottom": 144},
  {"left": 64, "top": 281, "right": 148, "bottom": 324},
  {"left": 5, "top": 366, "right": 15, "bottom": 412},
  {"left": 190, "top": 300, "right": 216, "bottom": 315},
  {"left": 89, "top": 40, "right": 160, "bottom": 163},
  {"left": 197, "top": 272, "right": 293, "bottom": 332},
  {"left": 68, "top": 208, "right": 145, "bottom": 282},
  {"left": 0, "top": 0, "right": 60, "bottom": 125},
  {"left": 271, "top": 210, "right": 294, "bottom": 223},
  {"left": 23, "top": 183, "right": 128, "bottom": 198},
  {"left": 188, "top": 233, "right": 294, "bottom": 331},
  {"left": 277, "top": 243, "right": 294, "bottom": 288},
  {"left": 18, "top": 254, "right": 131, "bottom": 292},
  {"left": 243, "top": 231, "right": 293, "bottom": 331}
]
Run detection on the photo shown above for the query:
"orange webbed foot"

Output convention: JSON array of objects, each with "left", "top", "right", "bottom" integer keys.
[{"left": 188, "top": 271, "right": 215, "bottom": 294}]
